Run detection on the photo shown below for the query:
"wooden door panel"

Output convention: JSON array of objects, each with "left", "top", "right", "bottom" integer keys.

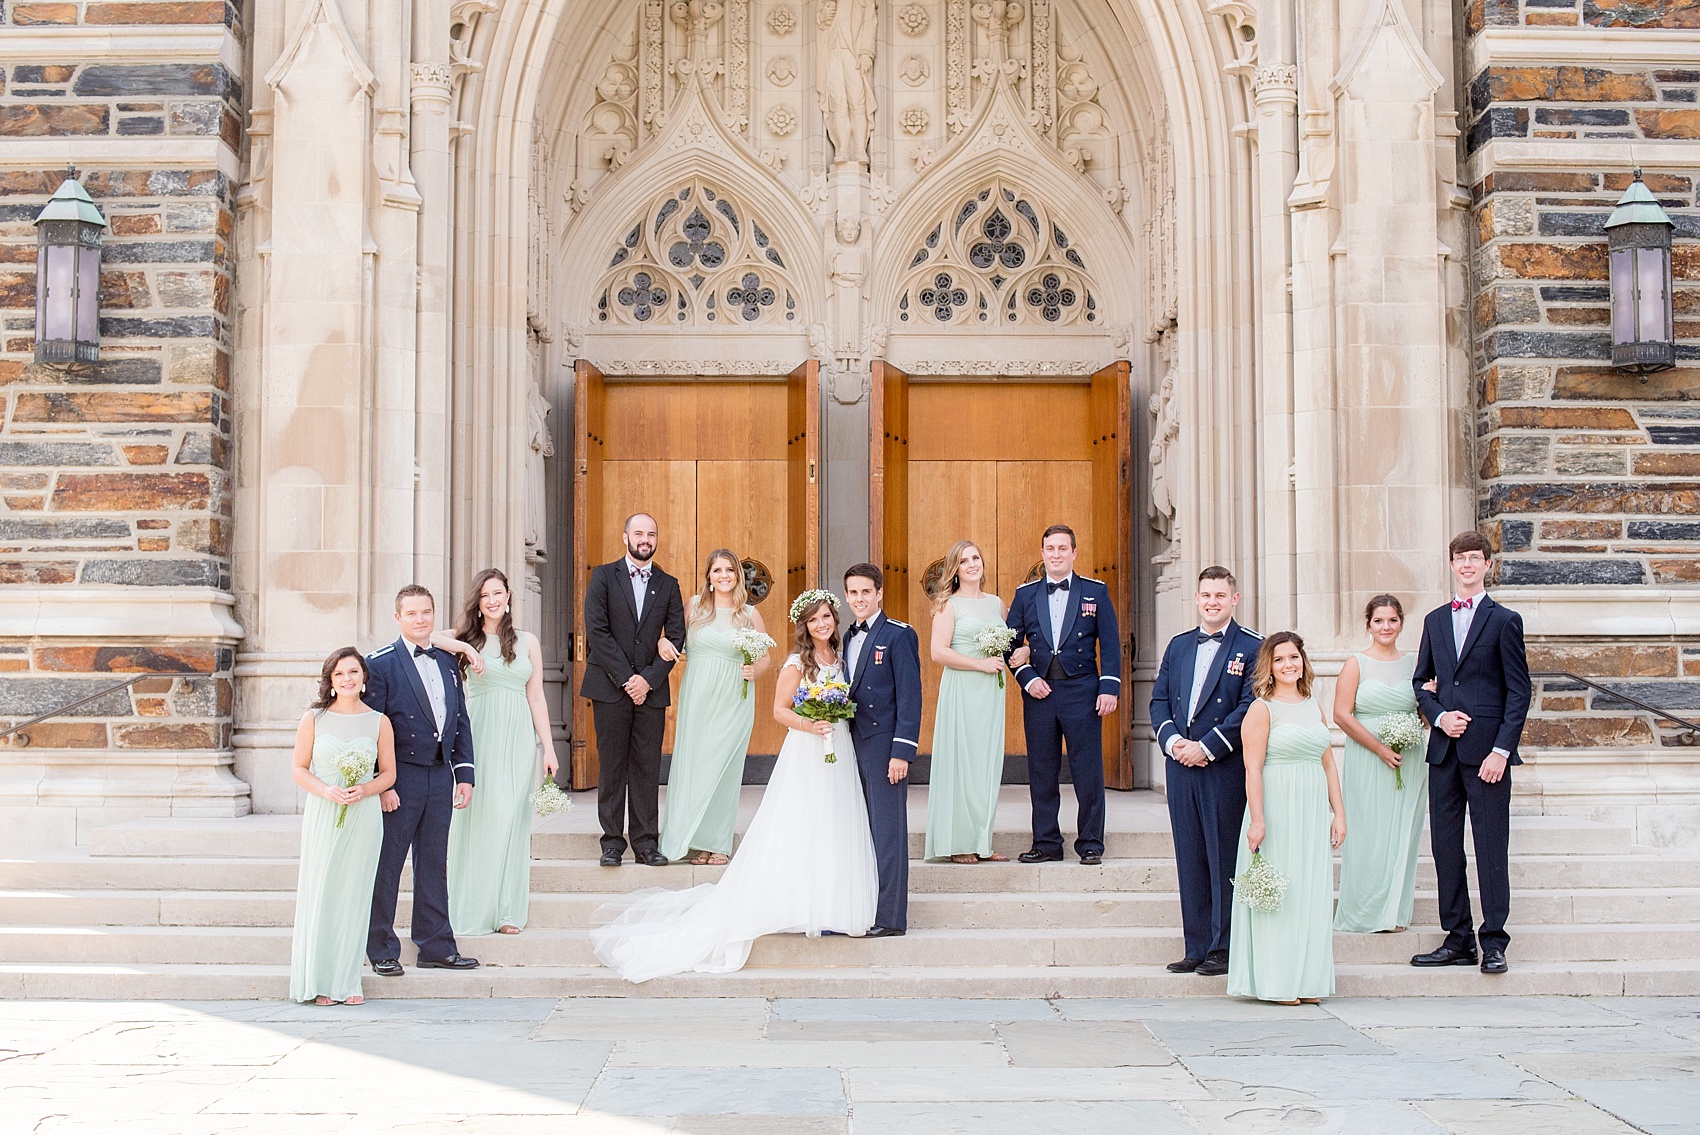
[
  {"left": 908, "top": 384, "right": 1093, "bottom": 462},
  {"left": 1091, "top": 361, "right": 1134, "bottom": 788},
  {"left": 870, "top": 361, "right": 909, "bottom": 620},
  {"left": 602, "top": 383, "right": 698, "bottom": 460},
  {"left": 787, "top": 361, "right": 820, "bottom": 601},
  {"left": 572, "top": 361, "right": 605, "bottom": 790},
  {"left": 906, "top": 459, "right": 999, "bottom": 755},
  {"left": 697, "top": 382, "right": 788, "bottom": 462},
  {"left": 696, "top": 458, "right": 789, "bottom": 755}
]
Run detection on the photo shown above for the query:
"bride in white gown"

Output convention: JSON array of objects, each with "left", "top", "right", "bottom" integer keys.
[{"left": 591, "top": 589, "right": 879, "bottom": 982}]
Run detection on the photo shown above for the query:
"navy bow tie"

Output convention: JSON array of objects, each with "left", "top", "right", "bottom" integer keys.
[
  {"left": 1197, "top": 630, "right": 1224, "bottom": 644},
  {"left": 1045, "top": 578, "right": 1070, "bottom": 594},
  {"left": 413, "top": 645, "right": 432, "bottom": 658}
]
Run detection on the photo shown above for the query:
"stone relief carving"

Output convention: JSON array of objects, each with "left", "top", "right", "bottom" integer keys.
[
  {"left": 726, "top": 0, "right": 751, "bottom": 131},
  {"left": 767, "top": 3, "right": 796, "bottom": 35},
  {"left": 528, "top": 124, "right": 554, "bottom": 336},
  {"left": 816, "top": 0, "right": 879, "bottom": 166},
  {"left": 767, "top": 55, "right": 796, "bottom": 85},
  {"left": 898, "top": 55, "right": 928, "bottom": 86},
  {"left": 448, "top": 0, "right": 498, "bottom": 94},
  {"left": 896, "top": 3, "right": 929, "bottom": 34},
  {"left": 896, "top": 180, "right": 1099, "bottom": 329},
  {"left": 525, "top": 381, "right": 556, "bottom": 557},
  {"left": 1147, "top": 326, "right": 1178, "bottom": 543},
  {"left": 945, "top": 0, "right": 971, "bottom": 134},
  {"left": 899, "top": 107, "right": 928, "bottom": 135},
  {"left": 767, "top": 104, "right": 798, "bottom": 135},
  {"left": 1028, "top": 0, "right": 1053, "bottom": 132},
  {"left": 585, "top": 56, "right": 641, "bottom": 172},
  {"left": 1141, "top": 117, "right": 1176, "bottom": 339},
  {"left": 596, "top": 181, "right": 802, "bottom": 328},
  {"left": 1206, "top": 0, "right": 1259, "bottom": 80}
]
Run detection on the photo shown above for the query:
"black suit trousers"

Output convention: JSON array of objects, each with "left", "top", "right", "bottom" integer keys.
[
  {"left": 594, "top": 697, "right": 665, "bottom": 854},
  {"left": 1428, "top": 748, "right": 1512, "bottom": 953},
  {"left": 367, "top": 761, "right": 456, "bottom": 963}
]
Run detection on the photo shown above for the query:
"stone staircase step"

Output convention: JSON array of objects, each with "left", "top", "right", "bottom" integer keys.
[
  {"left": 82, "top": 812, "right": 1635, "bottom": 860},
  {"left": 4, "top": 921, "right": 1695, "bottom": 970},
  {"left": 5, "top": 957, "right": 1699, "bottom": 1001}
]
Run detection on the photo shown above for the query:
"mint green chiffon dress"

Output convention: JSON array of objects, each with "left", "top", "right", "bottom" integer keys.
[
  {"left": 1334, "top": 652, "right": 1427, "bottom": 933},
  {"left": 925, "top": 595, "right": 1007, "bottom": 860},
  {"left": 289, "top": 709, "right": 383, "bottom": 1003},
  {"left": 661, "top": 607, "right": 757, "bottom": 862},
  {"left": 1227, "top": 696, "right": 1336, "bottom": 1002},
  {"left": 448, "top": 632, "right": 539, "bottom": 935}
]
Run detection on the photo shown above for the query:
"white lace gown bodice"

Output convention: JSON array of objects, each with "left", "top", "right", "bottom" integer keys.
[{"left": 591, "top": 655, "right": 879, "bottom": 982}]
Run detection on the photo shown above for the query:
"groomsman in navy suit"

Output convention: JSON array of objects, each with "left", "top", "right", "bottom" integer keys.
[
  {"left": 365, "top": 584, "right": 479, "bottom": 976},
  {"left": 1149, "top": 566, "right": 1261, "bottom": 976},
  {"left": 1006, "top": 524, "right": 1122, "bottom": 865},
  {"left": 843, "top": 563, "right": 922, "bottom": 937},
  {"left": 1411, "top": 531, "right": 1530, "bottom": 976}
]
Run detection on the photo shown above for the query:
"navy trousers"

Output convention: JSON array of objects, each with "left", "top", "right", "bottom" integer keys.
[
  {"left": 1166, "top": 753, "right": 1246, "bottom": 960},
  {"left": 367, "top": 760, "right": 458, "bottom": 963},
  {"left": 1428, "top": 750, "right": 1512, "bottom": 954},
  {"left": 1022, "top": 674, "right": 1106, "bottom": 858},
  {"left": 852, "top": 727, "right": 910, "bottom": 932}
]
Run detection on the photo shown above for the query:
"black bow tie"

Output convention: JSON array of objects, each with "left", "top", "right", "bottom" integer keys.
[
  {"left": 1045, "top": 578, "right": 1070, "bottom": 594},
  {"left": 848, "top": 620, "right": 870, "bottom": 639},
  {"left": 1197, "top": 630, "right": 1224, "bottom": 644},
  {"left": 413, "top": 645, "right": 432, "bottom": 658}
]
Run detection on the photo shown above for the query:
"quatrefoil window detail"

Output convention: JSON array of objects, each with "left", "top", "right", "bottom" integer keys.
[
  {"left": 727, "top": 273, "right": 777, "bottom": 321},
  {"left": 617, "top": 272, "right": 668, "bottom": 322},
  {"left": 1025, "top": 273, "right": 1078, "bottom": 322},
  {"left": 919, "top": 273, "right": 969, "bottom": 321}
]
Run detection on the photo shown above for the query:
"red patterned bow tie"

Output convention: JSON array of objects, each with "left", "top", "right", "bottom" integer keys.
[{"left": 1451, "top": 597, "right": 1473, "bottom": 611}]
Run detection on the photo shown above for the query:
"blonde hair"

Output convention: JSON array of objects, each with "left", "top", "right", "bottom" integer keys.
[
  {"left": 1252, "top": 631, "right": 1314, "bottom": 700},
  {"left": 688, "top": 548, "right": 754, "bottom": 631},
  {"left": 930, "top": 539, "right": 984, "bottom": 614}
]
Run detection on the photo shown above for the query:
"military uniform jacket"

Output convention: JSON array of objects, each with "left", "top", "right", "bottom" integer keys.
[
  {"left": 1005, "top": 573, "right": 1123, "bottom": 699},
  {"left": 1149, "top": 620, "right": 1263, "bottom": 762}
]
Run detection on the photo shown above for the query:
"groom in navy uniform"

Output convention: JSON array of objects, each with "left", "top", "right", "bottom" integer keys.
[
  {"left": 843, "top": 563, "right": 922, "bottom": 937},
  {"left": 1006, "top": 524, "right": 1121, "bottom": 866},
  {"left": 1411, "top": 531, "right": 1530, "bottom": 976},
  {"left": 365, "top": 584, "right": 479, "bottom": 976},
  {"left": 1149, "top": 565, "right": 1261, "bottom": 976}
]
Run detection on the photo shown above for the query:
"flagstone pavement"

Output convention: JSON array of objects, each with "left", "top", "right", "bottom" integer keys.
[{"left": 4, "top": 996, "right": 1697, "bottom": 1133}]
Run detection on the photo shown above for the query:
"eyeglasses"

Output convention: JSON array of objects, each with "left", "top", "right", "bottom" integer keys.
[{"left": 1451, "top": 553, "right": 1488, "bottom": 565}]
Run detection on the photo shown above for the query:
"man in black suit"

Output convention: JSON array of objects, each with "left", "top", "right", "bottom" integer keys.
[
  {"left": 1411, "top": 530, "right": 1531, "bottom": 976},
  {"left": 581, "top": 512, "right": 686, "bottom": 867},
  {"left": 842, "top": 563, "right": 923, "bottom": 937},
  {"left": 365, "top": 584, "right": 479, "bottom": 976}
]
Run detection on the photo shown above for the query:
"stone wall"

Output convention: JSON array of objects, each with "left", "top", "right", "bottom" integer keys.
[{"left": 0, "top": 3, "right": 245, "bottom": 849}]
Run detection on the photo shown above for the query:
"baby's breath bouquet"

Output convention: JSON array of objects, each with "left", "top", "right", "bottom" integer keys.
[
  {"left": 972, "top": 624, "right": 1018, "bottom": 687},
  {"left": 1232, "top": 850, "right": 1289, "bottom": 914},
  {"left": 531, "top": 779, "right": 572, "bottom": 817},
  {"left": 1376, "top": 710, "right": 1426, "bottom": 790},
  {"left": 730, "top": 627, "right": 777, "bottom": 699},
  {"left": 793, "top": 675, "right": 855, "bottom": 763},
  {"left": 332, "top": 748, "right": 374, "bottom": 829}
]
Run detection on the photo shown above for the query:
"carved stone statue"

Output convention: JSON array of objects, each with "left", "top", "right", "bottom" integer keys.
[
  {"left": 525, "top": 382, "right": 556, "bottom": 556},
  {"left": 816, "top": 0, "right": 878, "bottom": 165},
  {"left": 1147, "top": 337, "right": 1178, "bottom": 542}
]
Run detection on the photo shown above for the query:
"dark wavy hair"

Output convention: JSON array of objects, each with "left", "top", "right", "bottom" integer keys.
[
  {"left": 455, "top": 567, "right": 518, "bottom": 669},
  {"left": 313, "top": 646, "right": 367, "bottom": 711},
  {"left": 791, "top": 594, "right": 841, "bottom": 683}
]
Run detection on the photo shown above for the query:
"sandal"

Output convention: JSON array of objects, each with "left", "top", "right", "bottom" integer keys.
[
  {"left": 688, "top": 851, "right": 711, "bottom": 866},
  {"left": 314, "top": 996, "right": 335, "bottom": 1006},
  {"left": 1299, "top": 998, "right": 1322, "bottom": 1004},
  {"left": 951, "top": 854, "right": 980, "bottom": 864},
  {"left": 1272, "top": 999, "right": 1302, "bottom": 1006},
  {"left": 498, "top": 924, "right": 521, "bottom": 935},
  {"left": 984, "top": 851, "right": 1009, "bottom": 862},
  {"left": 705, "top": 853, "right": 729, "bottom": 865},
  {"left": 345, "top": 995, "right": 364, "bottom": 1006}
]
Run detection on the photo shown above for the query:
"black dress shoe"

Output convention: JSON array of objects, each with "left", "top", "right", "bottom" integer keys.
[
  {"left": 1017, "top": 848, "right": 1064, "bottom": 863},
  {"left": 600, "top": 849, "right": 622, "bottom": 867},
  {"left": 637, "top": 849, "right": 669, "bottom": 867},
  {"left": 1411, "top": 943, "right": 1479, "bottom": 967},
  {"left": 865, "top": 926, "right": 906, "bottom": 938},
  {"left": 1166, "top": 957, "right": 1204, "bottom": 974},
  {"left": 1195, "top": 952, "right": 1228, "bottom": 977},
  {"left": 1079, "top": 851, "right": 1102, "bottom": 866},
  {"left": 1480, "top": 948, "right": 1508, "bottom": 974},
  {"left": 371, "top": 958, "right": 404, "bottom": 977},
  {"left": 417, "top": 953, "right": 480, "bottom": 970}
]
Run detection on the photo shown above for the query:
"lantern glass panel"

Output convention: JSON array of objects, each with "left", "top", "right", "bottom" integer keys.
[
  {"left": 1610, "top": 248, "right": 1635, "bottom": 346},
  {"left": 1636, "top": 246, "right": 1670, "bottom": 343},
  {"left": 40, "top": 241, "right": 75, "bottom": 341},
  {"left": 75, "top": 240, "right": 99, "bottom": 343}
]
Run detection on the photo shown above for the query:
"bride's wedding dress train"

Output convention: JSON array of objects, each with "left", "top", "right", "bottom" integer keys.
[{"left": 591, "top": 712, "right": 879, "bottom": 983}]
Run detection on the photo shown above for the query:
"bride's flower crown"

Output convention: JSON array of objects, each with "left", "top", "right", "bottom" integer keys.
[{"left": 788, "top": 588, "right": 841, "bottom": 623}]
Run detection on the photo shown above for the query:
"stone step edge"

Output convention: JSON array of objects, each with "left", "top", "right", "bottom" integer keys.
[{"left": 3, "top": 958, "right": 1698, "bottom": 1000}]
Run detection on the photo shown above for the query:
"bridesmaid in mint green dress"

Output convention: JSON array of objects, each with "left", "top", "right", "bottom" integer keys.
[
  {"left": 1333, "top": 595, "right": 1427, "bottom": 933},
  {"left": 926, "top": 540, "right": 1011, "bottom": 863},
  {"left": 660, "top": 549, "right": 773, "bottom": 865},
  {"left": 444, "top": 568, "right": 561, "bottom": 936},
  {"left": 1228, "top": 632, "right": 1345, "bottom": 1004},
  {"left": 290, "top": 647, "right": 396, "bottom": 1005}
]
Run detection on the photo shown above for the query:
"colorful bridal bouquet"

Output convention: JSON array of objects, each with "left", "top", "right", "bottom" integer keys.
[
  {"left": 793, "top": 675, "right": 856, "bottom": 763},
  {"left": 730, "top": 627, "right": 777, "bottom": 699},
  {"left": 972, "top": 623, "right": 1018, "bottom": 687},
  {"left": 531, "top": 779, "right": 573, "bottom": 817},
  {"left": 1376, "top": 710, "right": 1426, "bottom": 790},
  {"left": 1232, "top": 850, "right": 1289, "bottom": 914},
  {"left": 332, "top": 748, "right": 375, "bottom": 829}
]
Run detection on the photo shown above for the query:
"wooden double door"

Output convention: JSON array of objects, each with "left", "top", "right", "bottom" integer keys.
[
  {"left": 570, "top": 361, "right": 819, "bottom": 789},
  {"left": 870, "top": 363, "right": 1134, "bottom": 789}
]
